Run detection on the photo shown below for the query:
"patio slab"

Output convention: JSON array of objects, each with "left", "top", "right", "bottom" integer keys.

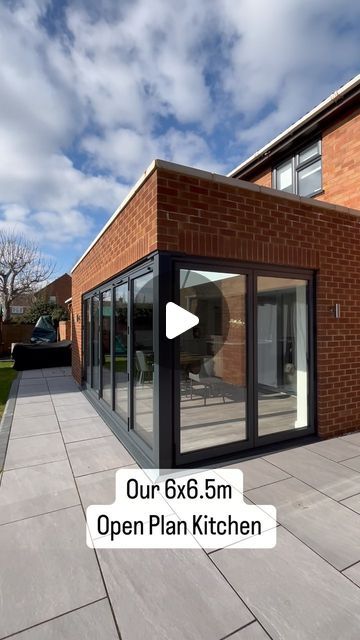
[
  {"left": 76, "top": 465, "right": 137, "bottom": 510},
  {"left": 343, "top": 562, "right": 360, "bottom": 588},
  {"left": 14, "top": 401, "right": 55, "bottom": 418},
  {"left": 60, "top": 416, "right": 111, "bottom": 443},
  {"left": 306, "top": 438, "right": 360, "bottom": 462},
  {"left": 212, "top": 526, "right": 360, "bottom": 640},
  {"left": 245, "top": 477, "right": 360, "bottom": 570},
  {"left": 97, "top": 547, "right": 254, "bottom": 640},
  {"left": 0, "top": 505, "right": 106, "bottom": 638},
  {"left": 9, "top": 599, "right": 119, "bottom": 640},
  {"left": 56, "top": 403, "right": 99, "bottom": 421},
  {"left": 340, "top": 493, "right": 360, "bottom": 514},
  {"left": 228, "top": 622, "right": 270, "bottom": 639},
  {"left": 10, "top": 413, "right": 59, "bottom": 438},
  {"left": 0, "top": 460, "right": 79, "bottom": 525},
  {"left": 264, "top": 446, "right": 360, "bottom": 500},
  {"left": 66, "top": 434, "right": 134, "bottom": 476},
  {"left": 4, "top": 432, "right": 67, "bottom": 470},
  {"left": 222, "top": 457, "right": 290, "bottom": 491}
]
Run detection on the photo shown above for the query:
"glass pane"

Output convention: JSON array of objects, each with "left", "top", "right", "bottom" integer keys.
[
  {"left": 179, "top": 269, "right": 247, "bottom": 453},
  {"left": 85, "top": 299, "right": 91, "bottom": 383},
  {"left": 115, "top": 283, "right": 128, "bottom": 422},
  {"left": 298, "top": 159, "right": 321, "bottom": 196},
  {"left": 133, "top": 272, "right": 153, "bottom": 447},
  {"left": 101, "top": 290, "right": 112, "bottom": 406},
  {"left": 276, "top": 160, "right": 293, "bottom": 192},
  {"left": 92, "top": 294, "right": 100, "bottom": 392},
  {"left": 299, "top": 142, "right": 319, "bottom": 164},
  {"left": 257, "top": 276, "right": 308, "bottom": 436}
]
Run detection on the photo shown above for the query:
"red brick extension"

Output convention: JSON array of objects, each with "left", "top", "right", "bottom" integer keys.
[{"left": 72, "top": 161, "right": 360, "bottom": 440}]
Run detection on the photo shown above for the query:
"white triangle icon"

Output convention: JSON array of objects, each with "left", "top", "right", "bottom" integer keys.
[{"left": 166, "top": 302, "right": 199, "bottom": 339}]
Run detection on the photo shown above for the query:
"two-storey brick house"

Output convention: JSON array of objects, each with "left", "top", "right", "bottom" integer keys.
[{"left": 71, "top": 74, "right": 360, "bottom": 469}]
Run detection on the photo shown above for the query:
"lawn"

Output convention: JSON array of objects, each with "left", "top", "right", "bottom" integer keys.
[{"left": 0, "top": 361, "right": 17, "bottom": 419}]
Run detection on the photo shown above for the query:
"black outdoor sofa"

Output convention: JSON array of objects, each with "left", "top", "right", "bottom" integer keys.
[{"left": 12, "top": 340, "right": 72, "bottom": 371}]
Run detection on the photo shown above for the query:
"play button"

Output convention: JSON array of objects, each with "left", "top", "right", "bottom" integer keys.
[{"left": 166, "top": 302, "right": 199, "bottom": 339}]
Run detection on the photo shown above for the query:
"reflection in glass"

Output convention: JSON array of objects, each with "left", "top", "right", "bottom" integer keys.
[
  {"left": 91, "top": 294, "right": 100, "bottom": 392},
  {"left": 101, "top": 290, "right": 112, "bottom": 406},
  {"left": 114, "top": 284, "right": 128, "bottom": 423},
  {"left": 84, "top": 299, "right": 91, "bottom": 383},
  {"left": 133, "top": 273, "right": 153, "bottom": 446},
  {"left": 257, "top": 277, "right": 308, "bottom": 436},
  {"left": 179, "top": 269, "right": 247, "bottom": 453}
]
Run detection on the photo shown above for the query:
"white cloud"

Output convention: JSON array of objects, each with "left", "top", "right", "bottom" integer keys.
[{"left": 0, "top": 0, "right": 359, "bottom": 264}]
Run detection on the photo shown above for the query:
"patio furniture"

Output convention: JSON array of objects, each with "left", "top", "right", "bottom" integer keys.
[
  {"left": 135, "top": 350, "right": 153, "bottom": 384},
  {"left": 188, "top": 357, "right": 226, "bottom": 405}
]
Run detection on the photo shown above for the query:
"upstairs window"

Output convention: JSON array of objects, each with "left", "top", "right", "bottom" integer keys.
[{"left": 273, "top": 140, "right": 322, "bottom": 197}]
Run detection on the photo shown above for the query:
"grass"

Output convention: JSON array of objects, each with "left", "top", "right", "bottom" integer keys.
[{"left": 0, "top": 361, "right": 17, "bottom": 419}]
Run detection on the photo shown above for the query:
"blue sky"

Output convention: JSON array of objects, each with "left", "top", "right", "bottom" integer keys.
[{"left": 1, "top": 0, "right": 359, "bottom": 277}]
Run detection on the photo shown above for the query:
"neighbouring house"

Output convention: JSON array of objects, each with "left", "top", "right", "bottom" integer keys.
[
  {"left": 36, "top": 273, "right": 71, "bottom": 308},
  {"left": 71, "top": 74, "right": 360, "bottom": 469},
  {"left": 8, "top": 273, "right": 72, "bottom": 321},
  {"left": 9, "top": 292, "right": 34, "bottom": 319}
]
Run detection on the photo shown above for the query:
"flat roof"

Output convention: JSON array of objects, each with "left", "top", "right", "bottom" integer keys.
[
  {"left": 71, "top": 158, "right": 360, "bottom": 273},
  {"left": 228, "top": 73, "right": 360, "bottom": 178}
]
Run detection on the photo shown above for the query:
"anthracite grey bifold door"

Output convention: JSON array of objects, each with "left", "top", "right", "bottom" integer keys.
[
  {"left": 255, "top": 274, "right": 310, "bottom": 443},
  {"left": 175, "top": 261, "right": 314, "bottom": 466}
]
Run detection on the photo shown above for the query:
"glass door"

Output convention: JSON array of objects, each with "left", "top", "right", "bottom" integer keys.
[
  {"left": 91, "top": 293, "right": 100, "bottom": 394},
  {"left": 114, "top": 283, "right": 129, "bottom": 425},
  {"left": 131, "top": 271, "right": 154, "bottom": 448},
  {"left": 178, "top": 268, "right": 248, "bottom": 456},
  {"left": 101, "top": 290, "right": 112, "bottom": 407},
  {"left": 256, "top": 275, "right": 309, "bottom": 440}
]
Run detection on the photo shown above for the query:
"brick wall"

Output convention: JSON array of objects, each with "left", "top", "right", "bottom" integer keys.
[
  {"left": 71, "top": 171, "right": 158, "bottom": 383},
  {"left": 156, "top": 168, "right": 360, "bottom": 439},
  {"left": 72, "top": 163, "right": 360, "bottom": 439},
  {"left": 249, "top": 107, "right": 360, "bottom": 211},
  {"left": 59, "top": 320, "right": 71, "bottom": 341}
]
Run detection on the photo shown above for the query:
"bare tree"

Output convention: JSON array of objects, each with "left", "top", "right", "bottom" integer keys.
[{"left": 0, "top": 230, "right": 54, "bottom": 322}]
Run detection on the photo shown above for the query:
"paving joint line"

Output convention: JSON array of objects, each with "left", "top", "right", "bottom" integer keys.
[
  {"left": 0, "top": 597, "right": 108, "bottom": 640},
  {"left": 0, "top": 502, "right": 81, "bottom": 529}
]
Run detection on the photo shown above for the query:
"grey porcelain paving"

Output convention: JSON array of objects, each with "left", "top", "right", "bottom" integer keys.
[
  {"left": 264, "top": 446, "right": 360, "bottom": 500},
  {"left": 245, "top": 477, "right": 360, "bottom": 570},
  {"left": 10, "top": 414, "right": 59, "bottom": 438},
  {"left": 341, "top": 493, "right": 360, "bottom": 514},
  {"left": 306, "top": 438, "right": 360, "bottom": 461},
  {"left": 227, "top": 622, "right": 270, "bottom": 639},
  {"left": 21, "top": 370, "right": 44, "bottom": 379},
  {"left": 51, "top": 391, "right": 87, "bottom": 406},
  {"left": 340, "top": 456, "right": 360, "bottom": 472},
  {"left": 213, "top": 527, "right": 360, "bottom": 640},
  {"left": 5, "top": 433, "right": 67, "bottom": 470},
  {"left": 16, "top": 393, "right": 51, "bottom": 404},
  {"left": 56, "top": 403, "right": 99, "bottom": 421},
  {"left": 7, "top": 599, "right": 118, "bottom": 640},
  {"left": 60, "top": 415, "right": 112, "bottom": 443},
  {"left": 76, "top": 465, "right": 137, "bottom": 510},
  {"left": 222, "top": 457, "right": 290, "bottom": 491},
  {"left": 14, "top": 401, "right": 55, "bottom": 418},
  {"left": 0, "top": 506, "right": 106, "bottom": 638},
  {"left": 342, "top": 432, "right": 360, "bottom": 446},
  {"left": 0, "top": 460, "right": 79, "bottom": 525},
  {"left": 42, "top": 367, "right": 72, "bottom": 378},
  {"left": 343, "top": 562, "right": 360, "bottom": 588},
  {"left": 66, "top": 435, "right": 134, "bottom": 476},
  {"left": 97, "top": 548, "right": 254, "bottom": 640}
]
